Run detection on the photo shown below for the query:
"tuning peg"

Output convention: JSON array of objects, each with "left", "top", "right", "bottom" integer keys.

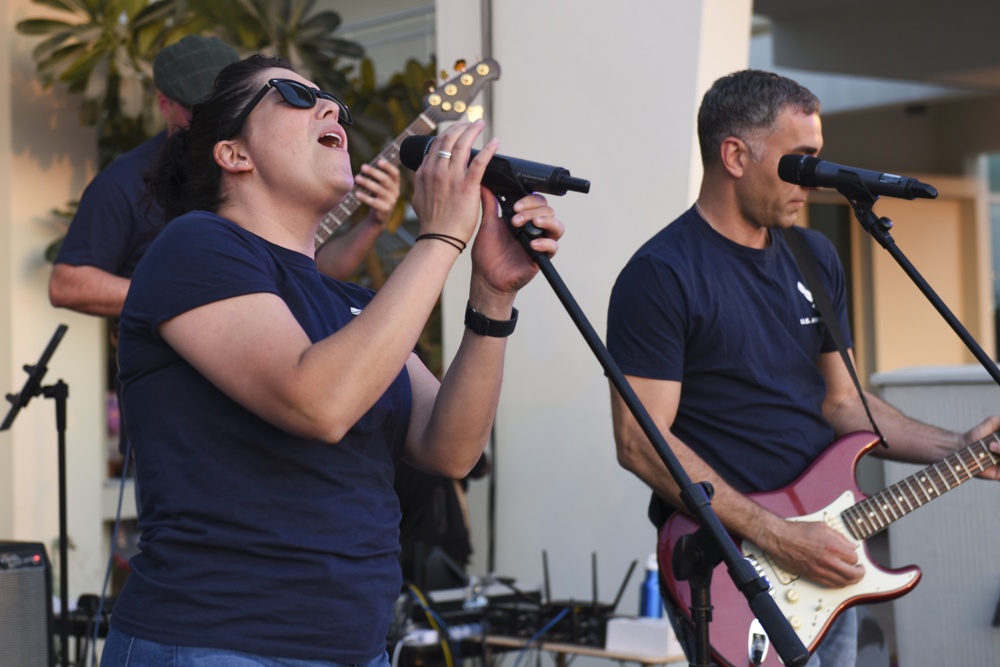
[{"left": 453, "top": 59, "right": 467, "bottom": 72}]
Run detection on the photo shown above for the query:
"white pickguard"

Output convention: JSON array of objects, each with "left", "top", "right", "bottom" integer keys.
[{"left": 740, "top": 491, "right": 920, "bottom": 650}]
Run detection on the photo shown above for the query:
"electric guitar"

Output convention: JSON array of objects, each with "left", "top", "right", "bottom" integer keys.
[
  {"left": 658, "top": 430, "right": 1000, "bottom": 667},
  {"left": 314, "top": 58, "right": 501, "bottom": 249}
]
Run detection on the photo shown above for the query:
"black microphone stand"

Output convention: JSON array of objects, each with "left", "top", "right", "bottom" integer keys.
[
  {"left": 487, "top": 185, "right": 810, "bottom": 667},
  {"left": 833, "top": 176, "right": 1000, "bottom": 389},
  {"left": 2, "top": 324, "right": 71, "bottom": 667}
]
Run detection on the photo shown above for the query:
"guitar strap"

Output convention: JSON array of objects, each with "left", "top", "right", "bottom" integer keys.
[{"left": 780, "top": 226, "right": 889, "bottom": 449}]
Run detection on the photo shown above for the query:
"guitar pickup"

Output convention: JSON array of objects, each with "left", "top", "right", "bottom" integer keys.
[{"left": 761, "top": 552, "right": 798, "bottom": 586}]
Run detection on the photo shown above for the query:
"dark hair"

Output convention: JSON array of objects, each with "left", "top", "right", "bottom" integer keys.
[
  {"left": 697, "top": 69, "right": 820, "bottom": 167},
  {"left": 149, "top": 54, "right": 295, "bottom": 221}
]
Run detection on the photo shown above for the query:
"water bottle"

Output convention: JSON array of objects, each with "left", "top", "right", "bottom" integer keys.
[{"left": 638, "top": 553, "right": 663, "bottom": 618}]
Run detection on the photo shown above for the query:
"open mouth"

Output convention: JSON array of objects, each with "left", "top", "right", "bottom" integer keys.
[{"left": 318, "top": 132, "right": 343, "bottom": 148}]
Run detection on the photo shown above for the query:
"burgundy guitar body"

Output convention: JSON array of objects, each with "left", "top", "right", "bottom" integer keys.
[{"left": 658, "top": 432, "right": 923, "bottom": 667}]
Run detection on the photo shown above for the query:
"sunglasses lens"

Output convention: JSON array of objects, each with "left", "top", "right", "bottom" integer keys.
[
  {"left": 316, "top": 92, "right": 353, "bottom": 125},
  {"left": 274, "top": 81, "right": 316, "bottom": 108},
  {"left": 268, "top": 80, "right": 352, "bottom": 125}
]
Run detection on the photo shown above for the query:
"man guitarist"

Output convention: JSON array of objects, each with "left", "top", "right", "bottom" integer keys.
[{"left": 606, "top": 69, "right": 1000, "bottom": 666}]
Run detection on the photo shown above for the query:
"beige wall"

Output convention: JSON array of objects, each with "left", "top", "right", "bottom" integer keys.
[
  {"left": 822, "top": 95, "right": 1000, "bottom": 176},
  {"left": 869, "top": 185, "right": 992, "bottom": 372},
  {"left": 3, "top": 0, "right": 107, "bottom": 600}
]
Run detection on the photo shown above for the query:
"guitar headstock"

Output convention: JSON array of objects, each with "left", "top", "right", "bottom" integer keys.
[{"left": 423, "top": 58, "right": 501, "bottom": 123}]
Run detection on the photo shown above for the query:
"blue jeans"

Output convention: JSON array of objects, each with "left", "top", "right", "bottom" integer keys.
[
  {"left": 101, "top": 627, "right": 391, "bottom": 667},
  {"left": 806, "top": 608, "right": 858, "bottom": 667}
]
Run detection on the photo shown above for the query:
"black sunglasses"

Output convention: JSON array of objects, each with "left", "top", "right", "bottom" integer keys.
[{"left": 220, "top": 78, "right": 353, "bottom": 139}]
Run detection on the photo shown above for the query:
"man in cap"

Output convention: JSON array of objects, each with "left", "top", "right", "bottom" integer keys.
[{"left": 49, "top": 36, "right": 240, "bottom": 318}]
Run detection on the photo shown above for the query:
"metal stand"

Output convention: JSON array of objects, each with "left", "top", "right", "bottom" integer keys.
[
  {"left": 2, "top": 324, "right": 71, "bottom": 667},
  {"left": 836, "top": 177, "right": 1000, "bottom": 389}
]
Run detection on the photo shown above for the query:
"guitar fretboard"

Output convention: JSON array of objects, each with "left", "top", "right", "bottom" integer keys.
[{"left": 842, "top": 433, "right": 1000, "bottom": 540}]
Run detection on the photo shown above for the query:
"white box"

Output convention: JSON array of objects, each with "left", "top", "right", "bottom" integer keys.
[{"left": 604, "top": 617, "right": 681, "bottom": 658}]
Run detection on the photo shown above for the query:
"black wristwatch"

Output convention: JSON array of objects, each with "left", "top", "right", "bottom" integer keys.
[{"left": 464, "top": 303, "right": 518, "bottom": 337}]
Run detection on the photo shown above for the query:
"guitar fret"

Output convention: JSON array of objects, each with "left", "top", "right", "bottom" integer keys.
[
  {"left": 965, "top": 442, "right": 994, "bottom": 474},
  {"left": 931, "top": 460, "right": 951, "bottom": 488},
  {"left": 955, "top": 455, "right": 974, "bottom": 482},
  {"left": 316, "top": 219, "right": 336, "bottom": 239},
  {"left": 854, "top": 503, "right": 879, "bottom": 538},
  {"left": 917, "top": 472, "right": 940, "bottom": 498},
  {"left": 899, "top": 478, "right": 918, "bottom": 508},
  {"left": 851, "top": 510, "right": 872, "bottom": 540},
  {"left": 940, "top": 455, "right": 964, "bottom": 486},
  {"left": 879, "top": 492, "right": 901, "bottom": 521},
  {"left": 907, "top": 475, "right": 932, "bottom": 504},
  {"left": 893, "top": 481, "right": 916, "bottom": 512},
  {"left": 866, "top": 499, "right": 888, "bottom": 531},
  {"left": 938, "top": 460, "right": 957, "bottom": 488},
  {"left": 841, "top": 509, "right": 861, "bottom": 540},
  {"left": 841, "top": 506, "right": 859, "bottom": 537}
]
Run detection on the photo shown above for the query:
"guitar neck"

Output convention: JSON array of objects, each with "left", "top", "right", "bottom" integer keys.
[
  {"left": 843, "top": 432, "right": 1000, "bottom": 540},
  {"left": 314, "top": 112, "right": 437, "bottom": 248}
]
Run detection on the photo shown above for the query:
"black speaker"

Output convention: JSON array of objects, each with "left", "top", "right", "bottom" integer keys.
[{"left": 0, "top": 542, "right": 54, "bottom": 667}]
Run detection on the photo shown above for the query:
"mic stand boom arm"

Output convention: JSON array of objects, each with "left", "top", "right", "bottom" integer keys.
[
  {"left": 489, "top": 186, "right": 811, "bottom": 667},
  {"left": 835, "top": 176, "right": 1000, "bottom": 389}
]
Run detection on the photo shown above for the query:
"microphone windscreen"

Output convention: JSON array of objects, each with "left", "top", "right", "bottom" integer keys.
[
  {"left": 777, "top": 154, "right": 809, "bottom": 186},
  {"left": 399, "top": 135, "right": 435, "bottom": 171}
]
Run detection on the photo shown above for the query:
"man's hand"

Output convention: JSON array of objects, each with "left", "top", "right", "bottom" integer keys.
[{"left": 765, "top": 519, "right": 864, "bottom": 589}]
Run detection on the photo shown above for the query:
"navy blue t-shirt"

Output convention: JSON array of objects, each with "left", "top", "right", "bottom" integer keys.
[
  {"left": 607, "top": 207, "right": 851, "bottom": 525},
  {"left": 55, "top": 132, "right": 167, "bottom": 277},
  {"left": 113, "top": 212, "right": 411, "bottom": 662}
]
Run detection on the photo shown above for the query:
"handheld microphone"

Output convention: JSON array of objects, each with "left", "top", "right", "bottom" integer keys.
[
  {"left": 777, "top": 154, "right": 938, "bottom": 200},
  {"left": 399, "top": 135, "right": 590, "bottom": 196}
]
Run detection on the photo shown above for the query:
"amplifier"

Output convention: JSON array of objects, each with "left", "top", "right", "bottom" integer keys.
[{"left": 0, "top": 542, "right": 54, "bottom": 667}]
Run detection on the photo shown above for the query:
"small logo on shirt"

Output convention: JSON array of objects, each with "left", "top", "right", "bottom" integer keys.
[
  {"left": 797, "top": 281, "right": 820, "bottom": 325},
  {"left": 350, "top": 307, "right": 362, "bottom": 316}
]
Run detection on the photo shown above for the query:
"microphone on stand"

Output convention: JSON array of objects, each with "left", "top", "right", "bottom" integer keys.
[
  {"left": 778, "top": 154, "right": 937, "bottom": 200},
  {"left": 399, "top": 135, "right": 590, "bottom": 196}
]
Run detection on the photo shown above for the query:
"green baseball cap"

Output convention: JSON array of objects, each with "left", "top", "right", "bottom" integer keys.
[{"left": 153, "top": 36, "right": 240, "bottom": 108}]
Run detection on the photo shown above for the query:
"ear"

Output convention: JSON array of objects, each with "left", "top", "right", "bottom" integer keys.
[
  {"left": 155, "top": 91, "right": 171, "bottom": 118},
  {"left": 719, "top": 136, "right": 750, "bottom": 179},
  {"left": 214, "top": 140, "right": 253, "bottom": 174}
]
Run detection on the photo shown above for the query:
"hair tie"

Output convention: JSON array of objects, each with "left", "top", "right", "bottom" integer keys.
[{"left": 415, "top": 233, "right": 467, "bottom": 253}]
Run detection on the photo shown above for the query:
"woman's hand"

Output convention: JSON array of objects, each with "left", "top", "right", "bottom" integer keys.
[
  {"left": 410, "top": 120, "right": 499, "bottom": 247},
  {"left": 469, "top": 192, "right": 564, "bottom": 299}
]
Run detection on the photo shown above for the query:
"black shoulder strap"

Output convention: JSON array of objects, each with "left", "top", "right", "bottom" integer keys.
[{"left": 780, "top": 227, "right": 888, "bottom": 448}]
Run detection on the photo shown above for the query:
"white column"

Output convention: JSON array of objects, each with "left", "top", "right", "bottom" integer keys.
[{"left": 434, "top": 0, "right": 752, "bottom": 612}]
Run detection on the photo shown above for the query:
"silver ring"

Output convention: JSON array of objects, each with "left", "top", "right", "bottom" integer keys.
[{"left": 437, "top": 150, "right": 452, "bottom": 160}]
